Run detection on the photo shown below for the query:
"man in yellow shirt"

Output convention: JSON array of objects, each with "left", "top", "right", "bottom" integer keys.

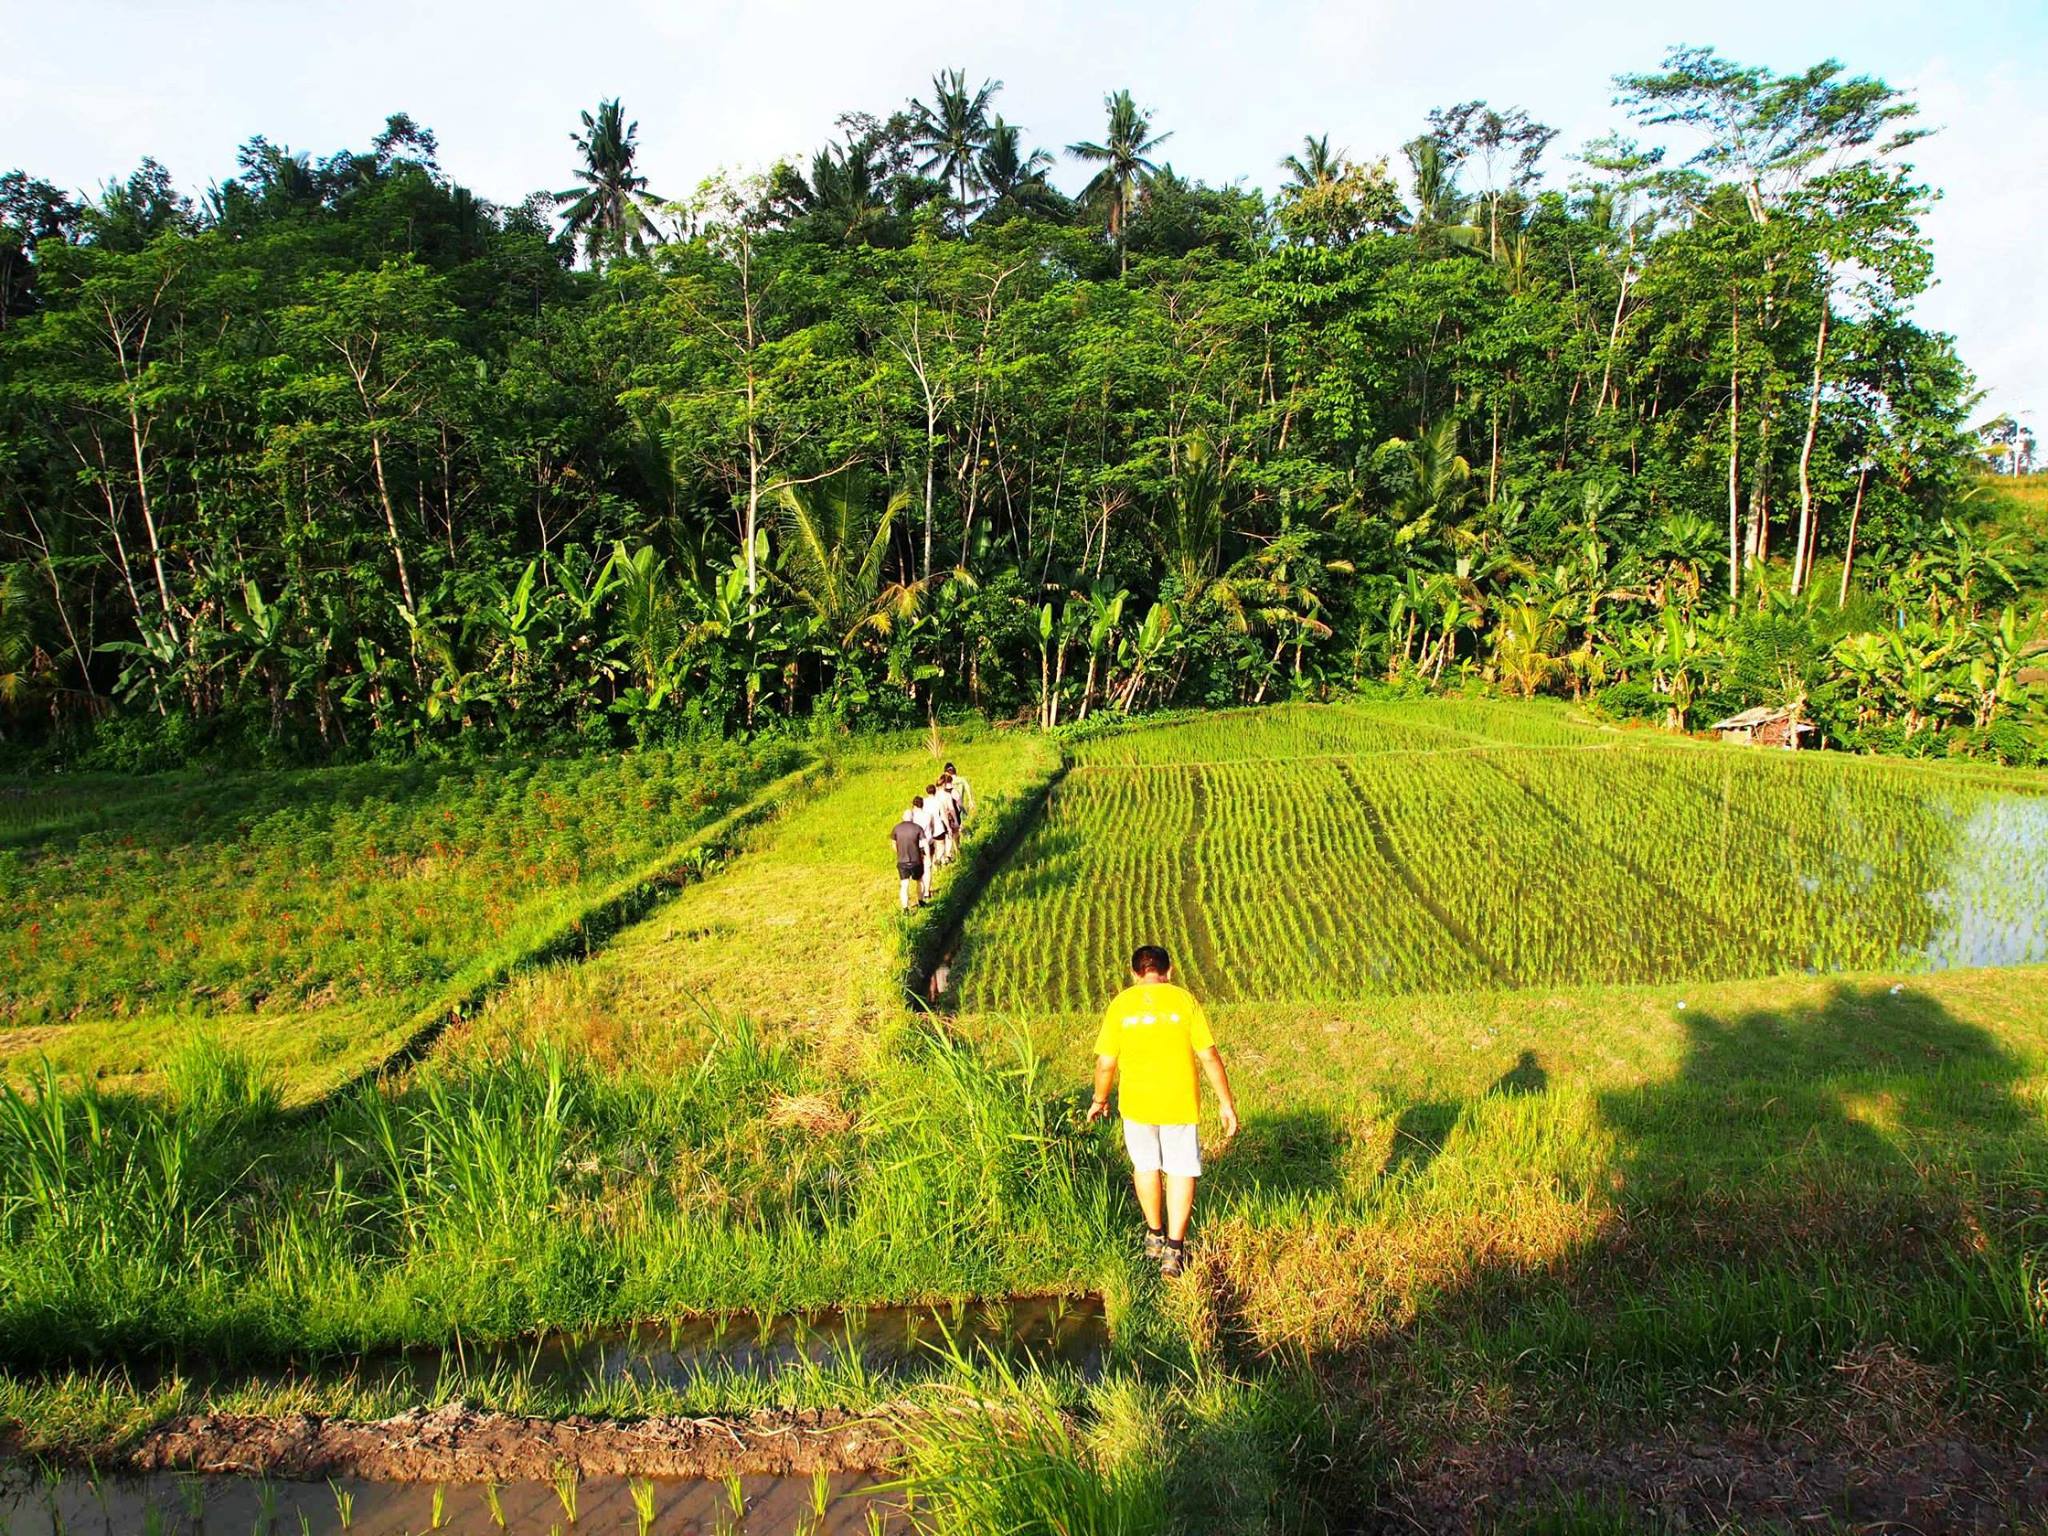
[{"left": 1086, "top": 944, "right": 1240, "bottom": 1277}]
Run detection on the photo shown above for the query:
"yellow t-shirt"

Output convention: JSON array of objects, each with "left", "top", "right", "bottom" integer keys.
[{"left": 1093, "top": 981, "right": 1214, "bottom": 1126}]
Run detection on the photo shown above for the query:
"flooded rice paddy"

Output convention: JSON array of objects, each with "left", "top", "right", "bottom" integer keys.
[{"left": 0, "top": 1467, "right": 895, "bottom": 1534}]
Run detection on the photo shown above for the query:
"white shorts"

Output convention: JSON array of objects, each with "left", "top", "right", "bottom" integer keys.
[{"left": 1122, "top": 1119, "right": 1202, "bottom": 1177}]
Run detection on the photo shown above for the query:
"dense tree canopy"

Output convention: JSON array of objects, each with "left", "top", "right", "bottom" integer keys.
[{"left": 0, "top": 48, "right": 2039, "bottom": 767}]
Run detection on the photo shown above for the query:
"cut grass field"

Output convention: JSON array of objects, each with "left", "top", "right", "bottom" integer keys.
[
  {"left": 452, "top": 725, "right": 1061, "bottom": 1067},
  {"left": 0, "top": 742, "right": 810, "bottom": 1100},
  {"left": 3, "top": 700, "right": 2047, "bottom": 1533}
]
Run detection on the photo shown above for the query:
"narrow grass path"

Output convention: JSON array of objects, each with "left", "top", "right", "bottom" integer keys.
[{"left": 456, "top": 730, "right": 1060, "bottom": 1067}]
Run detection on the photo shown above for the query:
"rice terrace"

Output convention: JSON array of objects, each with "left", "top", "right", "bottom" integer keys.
[{"left": 5, "top": 6, "right": 2048, "bottom": 1533}]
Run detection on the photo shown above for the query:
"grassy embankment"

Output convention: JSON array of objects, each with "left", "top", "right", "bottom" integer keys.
[{"left": 4, "top": 701, "right": 2048, "bottom": 1532}]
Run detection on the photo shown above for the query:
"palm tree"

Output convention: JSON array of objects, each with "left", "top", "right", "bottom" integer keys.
[
  {"left": 0, "top": 563, "right": 46, "bottom": 712},
  {"left": 1210, "top": 528, "right": 1352, "bottom": 700},
  {"left": 1152, "top": 435, "right": 1226, "bottom": 601},
  {"left": 1402, "top": 136, "right": 1481, "bottom": 257},
  {"left": 772, "top": 467, "right": 921, "bottom": 655},
  {"left": 556, "top": 99, "right": 665, "bottom": 265},
  {"left": 910, "top": 70, "right": 1002, "bottom": 221},
  {"left": 1281, "top": 134, "right": 1342, "bottom": 193},
  {"left": 1387, "top": 417, "right": 1478, "bottom": 548},
  {"left": 1067, "top": 90, "right": 1172, "bottom": 273},
  {"left": 1490, "top": 598, "right": 1567, "bottom": 699},
  {"left": 977, "top": 118, "right": 1059, "bottom": 220},
  {"left": 804, "top": 134, "right": 892, "bottom": 245}
]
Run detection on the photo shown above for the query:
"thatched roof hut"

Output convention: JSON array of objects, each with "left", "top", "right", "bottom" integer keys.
[{"left": 1706, "top": 706, "right": 1815, "bottom": 749}]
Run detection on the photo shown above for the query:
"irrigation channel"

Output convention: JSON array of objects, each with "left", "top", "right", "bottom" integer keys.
[
  {"left": 0, "top": 1468, "right": 894, "bottom": 1534},
  {"left": 0, "top": 1298, "right": 1106, "bottom": 1533},
  {"left": 381, "top": 1295, "right": 1108, "bottom": 1389}
]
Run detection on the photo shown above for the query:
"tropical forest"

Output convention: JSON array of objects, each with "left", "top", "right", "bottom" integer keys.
[{"left": 2, "top": 49, "right": 2041, "bottom": 767}]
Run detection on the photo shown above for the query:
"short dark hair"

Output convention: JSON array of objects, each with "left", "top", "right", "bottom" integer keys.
[
  {"left": 943, "top": 762, "right": 956, "bottom": 773},
  {"left": 1131, "top": 944, "right": 1171, "bottom": 978},
  {"left": 912, "top": 794, "right": 925, "bottom": 807},
  {"left": 925, "top": 783, "right": 938, "bottom": 795}
]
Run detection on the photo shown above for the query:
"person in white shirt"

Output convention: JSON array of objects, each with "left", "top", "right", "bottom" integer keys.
[
  {"left": 916, "top": 786, "right": 949, "bottom": 897},
  {"left": 943, "top": 762, "right": 974, "bottom": 823},
  {"left": 935, "top": 774, "right": 963, "bottom": 860}
]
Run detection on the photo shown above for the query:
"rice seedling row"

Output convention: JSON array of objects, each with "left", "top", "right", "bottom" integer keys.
[
  {"left": 1191, "top": 760, "right": 1497, "bottom": 1000},
  {"left": 1345, "top": 694, "right": 1599, "bottom": 748},
  {"left": 1067, "top": 702, "right": 1477, "bottom": 767},
  {"left": 953, "top": 766, "right": 1203, "bottom": 1012},
  {"left": 957, "top": 701, "right": 2048, "bottom": 1011}
]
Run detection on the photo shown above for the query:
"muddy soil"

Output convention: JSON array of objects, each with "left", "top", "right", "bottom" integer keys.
[{"left": 105, "top": 1401, "right": 901, "bottom": 1483}]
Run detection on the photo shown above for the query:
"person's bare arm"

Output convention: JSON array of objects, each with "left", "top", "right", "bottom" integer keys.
[
  {"left": 1197, "top": 1046, "right": 1240, "bottom": 1138},
  {"left": 1086, "top": 1056, "right": 1117, "bottom": 1122}
]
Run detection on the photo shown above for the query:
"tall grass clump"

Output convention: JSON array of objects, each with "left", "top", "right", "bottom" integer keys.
[
  {"left": 342, "top": 1044, "right": 574, "bottom": 1245},
  {"left": 897, "top": 1376, "right": 1166, "bottom": 1536},
  {"left": 0, "top": 1058, "right": 279, "bottom": 1362},
  {"left": 164, "top": 1035, "right": 283, "bottom": 1129}
]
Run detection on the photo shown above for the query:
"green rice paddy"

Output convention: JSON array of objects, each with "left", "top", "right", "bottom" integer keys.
[{"left": 953, "top": 701, "right": 2048, "bottom": 1011}]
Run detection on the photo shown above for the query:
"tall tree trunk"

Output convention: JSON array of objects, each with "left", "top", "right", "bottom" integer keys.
[
  {"left": 1792, "top": 292, "right": 1831, "bottom": 596},
  {"left": 739, "top": 236, "right": 764, "bottom": 603},
  {"left": 1727, "top": 296, "right": 1741, "bottom": 609},
  {"left": 1838, "top": 461, "right": 1870, "bottom": 609},
  {"left": 743, "top": 404, "right": 760, "bottom": 599},
  {"left": 1748, "top": 413, "right": 1771, "bottom": 572},
  {"left": 922, "top": 392, "right": 937, "bottom": 583},
  {"left": 1597, "top": 233, "right": 1634, "bottom": 413},
  {"left": 121, "top": 395, "right": 180, "bottom": 647},
  {"left": 1251, "top": 636, "right": 1286, "bottom": 705},
  {"left": 1487, "top": 401, "right": 1500, "bottom": 504},
  {"left": 22, "top": 506, "right": 96, "bottom": 704},
  {"left": 367, "top": 429, "right": 417, "bottom": 614}
]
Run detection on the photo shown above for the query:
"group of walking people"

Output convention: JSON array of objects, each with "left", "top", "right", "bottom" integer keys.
[
  {"left": 884, "top": 765, "right": 1243, "bottom": 1280},
  {"left": 888, "top": 762, "right": 974, "bottom": 910}
]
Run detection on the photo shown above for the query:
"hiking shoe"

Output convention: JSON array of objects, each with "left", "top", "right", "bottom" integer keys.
[
  {"left": 1143, "top": 1230, "right": 1168, "bottom": 1263},
  {"left": 1158, "top": 1242, "right": 1186, "bottom": 1279}
]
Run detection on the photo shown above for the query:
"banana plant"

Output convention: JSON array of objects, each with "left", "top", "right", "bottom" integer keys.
[
  {"left": 1078, "top": 584, "right": 1128, "bottom": 721},
  {"left": 1964, "top": 606, "right": 2028, "bottom": 727},
  {"left": 1113, "top": 601, "right": 1173, "bottom": 713}
]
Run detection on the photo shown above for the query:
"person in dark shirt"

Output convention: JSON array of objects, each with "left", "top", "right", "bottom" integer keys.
[{"left": 890, "top": 797, "right": 931, "bottom": 910}]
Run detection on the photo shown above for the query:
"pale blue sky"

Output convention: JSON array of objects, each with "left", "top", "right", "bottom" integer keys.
[{"left": 3, "top": 0, "right": 2041, "bottom": 426}]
